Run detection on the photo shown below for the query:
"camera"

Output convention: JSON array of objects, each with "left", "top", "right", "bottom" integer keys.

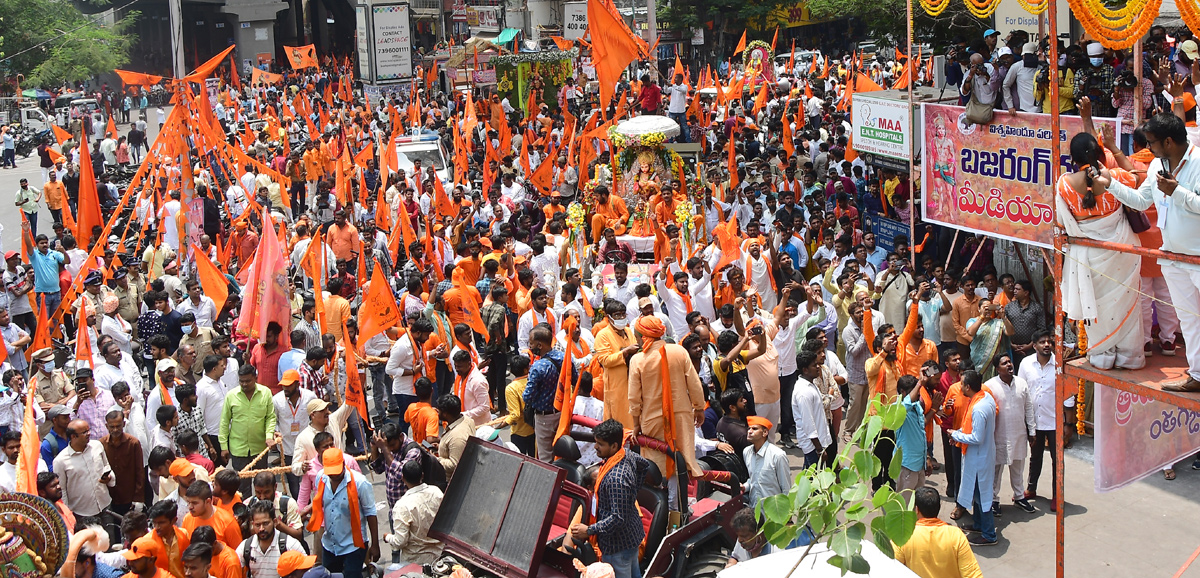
[{"left": 1117, "top": 70, "right": 1137, "bottom": 89}]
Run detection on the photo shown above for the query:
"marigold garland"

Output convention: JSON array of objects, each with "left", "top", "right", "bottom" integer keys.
[
  {"left": 917, "top": 0, "right": 952, "bottom": 16},
  {"left": 1179, "top": 0, "right": 1200, "bottom": 40},
  {"left": 1076, "top": 320, "right": 1088, "bottom": 436},
  {"left": 1016, "top": 0, "right": 1048, "bottom": 15},
  {"left": 965, "top": 0, "right": 1003, "bottom": 19},
  {"left": 1068, "top": 0, "right": 1163, "bottom": 50}
]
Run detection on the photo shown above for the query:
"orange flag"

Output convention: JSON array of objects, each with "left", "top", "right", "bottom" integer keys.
[
  {"left": 733, "top": 30, "right": 747, "bottom": 55},
  {"left": 550, "top": 36, "right": 574, "bottom": 51},
  {"left": 359, "top": 261, "right": 401, "bottom": 343},
  {"left": 353, "top": 142, "right": 375, "bottom": 168},
  {"left": 529, "top": 147, "right": 556, "bottom": 194},
  {"left": 251, "top": 68, "right": 284, "bottom": 86},
  {"left": 114, "top": 69, "right": 164, "bottom": 88},
  {"left": 195, "top": 249, "right": 230, "bottom": 311},
  {"left": 14, "top": 381, "right": 37, "bottom": 493},
  {"left": 752, "top": 82, "right": 769, "bottom": 114},
  {"left": 782, "top": 113, "right": 794, "bottom": 157},
  {"left": 820, "top": 57, "right": 830, "bottom": 79},
  {"left": 76, "top": 136, "right": 102, "bottom": 244},
  {"left": 74, "top": 308, "right": 94, "bottom": 370},
  {"left": 105, "top": 116, "right": 117, "bottom": 140},
  {"left": 726, "top": 134, "right": 739, "bottom": 190},
  {"left": 236, "top": 213, "right": 292, "bottom": 346},
  {"left": 284, "top": 44, "right": 320, "bottom": 70},
  {"left": 51, "top": 125, "right": 72, "bottom": 146},
  {"left": 587, "top": 0, "right": 644, "bottom": 116},
  {"left": 230, "top": 56, "right": 241, "bottom": 91},
  {"left": 26, "top": 301, "right": 49, "bottom": 363},
  {"left": 340, "top": 321, "right": 369, "bottom": 421},
  {"left": 181, "top": 45, "right": 236, "bottom": 83},
  {"left": 770, "top": 27, "right": 779, "bottom": 53}
]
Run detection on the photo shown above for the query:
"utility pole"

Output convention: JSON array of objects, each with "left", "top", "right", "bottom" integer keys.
[
  {"left": 645, "top": 0, "right": 657, "bottom": 80},
  {"left": 170, "top": 0, "right": 186, "bottom": 77}
]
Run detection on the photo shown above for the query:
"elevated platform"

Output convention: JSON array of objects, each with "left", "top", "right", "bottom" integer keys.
[{"left": 1065, "top": 355, "right": 1200, "bottom": 412}]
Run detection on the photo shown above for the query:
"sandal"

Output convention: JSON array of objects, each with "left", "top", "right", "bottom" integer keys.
[
  {"left": 950, "top": 506, "right": 966, "bottom": 520},
  {"left": 1165, "top": 469, "right": 1177, "bottom": 481}
]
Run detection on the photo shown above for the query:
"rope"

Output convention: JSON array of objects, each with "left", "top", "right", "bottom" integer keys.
[
  {"left": 1054, "top": 244, "right": 1200, "bottom": 318},
  {"left": 237, "top": 454, "right": 371, "bottom": 478},
  {"left": 236, "top": 446, "right": 273, "bottom": 475}
]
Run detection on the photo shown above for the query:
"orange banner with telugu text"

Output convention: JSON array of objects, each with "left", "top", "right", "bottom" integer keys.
[{"left": 920, "top": 103, "right": 1120, "bottom": 249}]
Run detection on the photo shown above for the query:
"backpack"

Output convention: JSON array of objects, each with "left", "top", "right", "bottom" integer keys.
[
  {"left": 43, "top": 432, "right": 60, "bottom": 456},
  {"left": 243, "top": 532, "right": 288, "bottom": 578}
]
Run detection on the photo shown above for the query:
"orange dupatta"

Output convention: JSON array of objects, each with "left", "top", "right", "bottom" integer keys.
[{"left": 306, "top": 470, "right": 365, "bottom": 548}]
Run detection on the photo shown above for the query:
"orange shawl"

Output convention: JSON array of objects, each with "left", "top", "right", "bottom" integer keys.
[
  {"left": 634, "top": 315, "right": 676, "bottom": 474},
  {"left": 306, "top": 469, "right": 365, "bottom": 548}
]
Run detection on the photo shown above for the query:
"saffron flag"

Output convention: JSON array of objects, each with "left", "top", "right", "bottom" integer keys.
[
  {"left": 284, "top": 44, "right": 320, "bottom": 70},
  {"left": 114, "top": 69, "right": 164, "bottom": 88},
  {"left": 75, "top": 308, "right": 94, "bottom": 370},
  {"left": 587, "top": 0, "right": 644, "bottom": 114},
  {"left": 358, "top": 261, "right": 401, "bottom": 343},
  {"left": 341, "top": 322, "right": 369, "bottom": 422},
  {"left": 14, "top": 383, "right": 37, "bottom": 493},
  {"left": 76, "top": 137, "right": 103, "bottom": 245},
  {"left": 26, "top": 301, "right": 48, "bottom": 363},
  {"left": 733, "top": 31, "right": 747, "bottom": 56},
  {"left": 181, "top": 45, "right": 236, "bottom": 83},
  {"left": 236, "top": 213, "right": 292, "bottom": 348},
  {"left": 195, "top": 249, "right": 230, "bottom": 311},
  {"left": 51, "top": 125, "right": 72, "bottom": 146},
  {"left": 251, "top": 68, "right": 284, "bottom": 86}
]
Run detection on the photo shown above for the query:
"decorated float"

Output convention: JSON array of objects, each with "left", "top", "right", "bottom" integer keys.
[
  {"left": 0, "top": 493, "right": 70, "bottom": 578},
  {"left": 492, "top": 49, "right": 577, "bottom": 115}
]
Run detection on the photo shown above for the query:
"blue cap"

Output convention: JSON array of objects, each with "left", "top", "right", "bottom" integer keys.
[{"left": 984, "top": 29, "right": 1000, "bottom": 37}]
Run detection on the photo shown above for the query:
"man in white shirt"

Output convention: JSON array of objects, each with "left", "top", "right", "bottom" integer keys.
[
  {"left": 517, "top": 288, "right": 557, "bottom": 355},
  {"left": 272, "top": 369, "right": 315, "bottom": 496},
  {"left": 654, "top": 266, "right": 693, "bottom": 339},
  {"left": 666, "top": 75, "right": 690, "bottom": 142},
  {"left": 237, "top": 500, "right": 307, "bottom": 578},
  {"left": 385, "top": 319, "right": 435, "bottom": 432},
  {"left": 792, "top": 350, "right": 830, "bottom": 467},
  {"left": 1004, "top": 42, "right": 1041, "bottom": 114},
  {"left": 0, "top": 430, "right": 47, "bottom": 492},
  {"left": 176, "top": 280, "right": 218, "bottom": 329},
  {"left": 53, "top": 419, "right": 116, "bottom": 523},
  {"left": 196, "top": 354, "right": 228, "bottom": 460},
  {"left": 1017, "top": 331, "right": 1058, "bottom": 507}
]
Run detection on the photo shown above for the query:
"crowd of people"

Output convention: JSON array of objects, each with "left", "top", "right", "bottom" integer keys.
[{"left": 5, "top": 21, "right": 1200, "bottom": 578}]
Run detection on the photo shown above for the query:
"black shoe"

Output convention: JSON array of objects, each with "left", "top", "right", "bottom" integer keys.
[
  {"left": 991, "top": 502, "right": 1001, "bottom": 517},
  {"left": 959, "top": 524, "right": 980, "bottom": 534},
  {"left": 1013, "top": 498, "right": 1036, "bottom": 513},
  {"left": 967, "top": 534, "right": 998, "bottom": 546},
  {"left": 1191, "top": 458, "right": 1200, "bottom": 470},
  {"left": 778, "top": 436, "right": 796, "bottom": 449}
]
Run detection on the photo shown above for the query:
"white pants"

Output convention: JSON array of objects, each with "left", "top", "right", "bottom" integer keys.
[
  {"left": 1142, "top": 276, "right": 1180, "bottom": 343},
  {"left": 306, "top": 180, "right": 318, "bottom": 209},
  {"left": 993, "top": 458, "right": 1026, "bottom": 502},
  {"left": 1162, "top": 266, "right": 1200, "bottom": 380},
  {"left": 755, "top": 400, "right": 781, "bottom": 441}
]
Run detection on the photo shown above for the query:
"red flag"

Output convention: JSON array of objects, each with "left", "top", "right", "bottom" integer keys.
[
  {"left": 76, "top": 136, "right": 102, "bottom": 245},
  {"left": 235, "top": 213, "right": 292, "bottom": 347}
]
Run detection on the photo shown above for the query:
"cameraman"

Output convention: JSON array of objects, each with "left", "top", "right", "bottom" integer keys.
[
  {"left": 1004, "top": 42, "right": 1042, "bottom": 114},
  {"left": 1113, "top": 68, "right": 1153, "bottom": 154},
  {"left": 1074, "top": 42, "right": 1116, "bottom": 117},
  {"left": 961, "top": 53, "right": 1001, "bottom": 124}
]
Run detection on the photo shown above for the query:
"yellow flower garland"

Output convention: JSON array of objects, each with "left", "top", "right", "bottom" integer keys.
[
  {"left": 1068, "top": 0, "right": 1163, "bottom": 50},
  {"left": 1016, "top": 0, "right": 1048, "bottom": 14},
  {"left": 1076, "top": 320, "right": 1088, "bottom": 436},
  {"left": 917, "top": 0, "right": 952, "bottom": 16},
  {"left": 965, "top": 0, "right": 1004, "bottom": 19},
  {"left": 1179, "top": 0, "right": 1200, "bottom": 40}
]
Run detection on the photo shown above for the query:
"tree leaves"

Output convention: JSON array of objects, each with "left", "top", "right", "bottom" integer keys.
[
  {"left": 884, "top": 509, "right": 918, "bottom": 546},
  {"left": 0, "top": 0, "right": 135, "bottom": 87}
]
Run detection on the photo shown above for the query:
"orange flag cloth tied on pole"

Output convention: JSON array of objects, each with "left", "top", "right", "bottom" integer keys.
[
  {"left": 236, "top": 213, "right": 292, "bottom": 348},
  {"left": 14, "top": 382, "right": 37, "bottom": 493},
  {"left": 251, "top": 68, "right": 285, "bottom": 86},
  {"left": 341, "top": 321, "right": 369, "bottom": 422},
  {"left": 284, "top": 44, "right": 320, "bottom": 70},
  {"left": 587, "top": 0, "right": 645, "bottom": 112},
  {"left": 115, "top": 70, "right": 164, "bottom": 88},
  {"left": 181, "top": 45, "right": 236, "bottom": 83},
  {"left": 358, "top": 261, "right": 401, "bottom": 343},
  {"left": 76, "top": 136, "right": 103, "bottom": 245},
  {"left": 554, "top": 316, "right": 589, "bottom": 443},
  {"left": 195, "top": 250, "right": 230, "bottom": 311}
]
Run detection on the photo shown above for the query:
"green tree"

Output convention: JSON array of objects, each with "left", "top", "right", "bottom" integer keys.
[
  {"left": 804, "top": 0, "right": 984, "bottom": 52},
  {"left": 756, "top": 394, "right": 917, "bottom": 576},
  {"left": 0, "top": 0, "right": 137, "bottom": 88}
]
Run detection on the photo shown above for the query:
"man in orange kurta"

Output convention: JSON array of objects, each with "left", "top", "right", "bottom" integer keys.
[
  {"left": 593, "top": 300, "right": 639, "bottom": 428},
  {"left": 590, "top": 186, "right": 630, "bottom": 242},
  {"left": 628, "top": 316, "right": 706, "bottom": 507},
  {"left": 326, "top": 211, "right": 362, "bottom": 262}
]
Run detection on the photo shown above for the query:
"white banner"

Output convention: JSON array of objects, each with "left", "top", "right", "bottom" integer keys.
[
  {"left": 356, "top": 6, "right": 372, "bottom": 81},
  {"left": 372, "top": 4, "right": 413, "bottom": 82},
  {"left": 563, "top": 2, "right": 586, "bottom": 40},
  {"left": 1094, "top": 385, "right": 1200, "bottom": 491}
]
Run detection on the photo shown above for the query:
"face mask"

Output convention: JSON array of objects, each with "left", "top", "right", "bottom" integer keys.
[
  {"left": 1023, "top": 54, "right": 1038, "bottom": 68},
  {"left": 40, "top": 360, "right": 54, "bottom": 373},
  {"left": 1089, "top": 57, "right": 1104, "bottom": 67},
  {"left": 181, "top": 325, "right": 194, "bottom": 334},
  {"left": 612, "top": 318, "right": 628, "bottom": 330}
]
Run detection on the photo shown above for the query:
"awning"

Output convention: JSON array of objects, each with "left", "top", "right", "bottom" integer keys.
[{"left": 496, "top": 28, "right": 521, "bottom": 44}]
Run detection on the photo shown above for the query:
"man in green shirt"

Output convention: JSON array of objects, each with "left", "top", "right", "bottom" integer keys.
[{"left": 219, "top": 364, "right": 280, "bottom": 495}]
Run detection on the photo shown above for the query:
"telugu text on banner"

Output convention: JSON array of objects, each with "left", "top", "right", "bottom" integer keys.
[
  {"left": 1093, "top": 385, "right": 1200, "bottom": 491},
  {"left": 920, "top": 104, "right": 1120, "bottom": 248}
]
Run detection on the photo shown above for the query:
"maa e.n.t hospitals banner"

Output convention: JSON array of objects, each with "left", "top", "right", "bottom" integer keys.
[
  {"left": 920, "top": 104, "right": 1119, "bottom": 249},
  {"left": 1094, "top": 385, "right": 1200, "bottom": 491}
]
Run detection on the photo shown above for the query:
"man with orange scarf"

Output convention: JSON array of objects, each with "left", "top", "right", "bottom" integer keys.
[
  {"left": 568, "top": 419, "right": 650, "bottom": 578},
  {"left": 306, "top": 447, "right": 380, "bottom": 577},
  {"left": 946, "top": 370, "right": 999, "bottom": 547},
  {"left": 627, "top": 315, "right": 705, "bottom": 510}
]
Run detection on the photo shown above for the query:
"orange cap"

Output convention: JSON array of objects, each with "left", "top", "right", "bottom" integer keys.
[
  {"left": 122, "top": 534, "right": 163, "bottom": 561},
  {"left": 322, "top": 447, "right": 345, "bottom": 475},
  {"left": 168, "top": 458, "right": 193, "bottom": 477},
  {"left": 278, "top": 369, "right": 301, "bottom": 386},
  {"left": 277, "top": 551, "right": 317, "bottom": 576},
  {"left": 746, "top": 416, "right": 773, "bottom": 430}
]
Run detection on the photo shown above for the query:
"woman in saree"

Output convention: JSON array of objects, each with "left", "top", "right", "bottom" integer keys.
[
  {"left": 1054, "top": 129, "right": 1146, "bottom": 370},
  {"left": 965, "top": 298, "right": 1014, "bottom": 381}
]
